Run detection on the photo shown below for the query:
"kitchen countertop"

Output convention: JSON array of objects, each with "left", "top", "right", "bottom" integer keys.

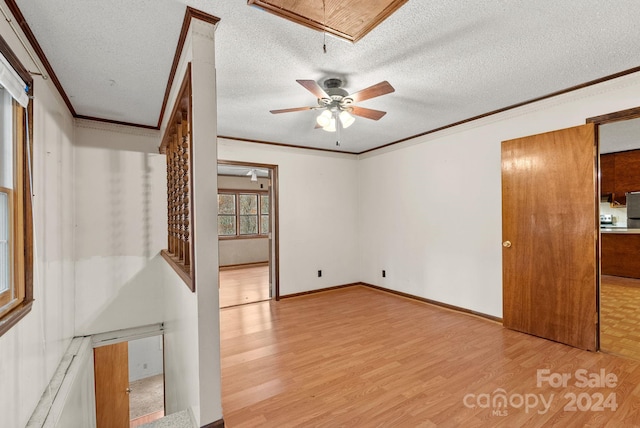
[{"left": 600, "top": 227, "right": 640, "bottom": 234}]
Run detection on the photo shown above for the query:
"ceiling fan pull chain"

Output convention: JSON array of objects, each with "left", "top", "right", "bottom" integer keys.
[{"left": 336, "top": 110, "right": 341, "bottom": 146}]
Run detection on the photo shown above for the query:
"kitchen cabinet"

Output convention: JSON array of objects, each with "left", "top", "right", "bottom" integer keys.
[
  {"left": 614, "top": 150, "right": 640, "bottom": 206},
  {"left": 600, "top": 154, "right": 615, "bottom": 197},
  {"left": 601, "top": 233, "right": 640, "bottom": 278},
  {"left": 600, "top": 149, "right": 640, "bottom": 206}
]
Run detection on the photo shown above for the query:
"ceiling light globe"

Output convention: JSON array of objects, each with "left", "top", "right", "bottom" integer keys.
[
  {"left": 323, "top": 117, "right": 336, "bottom": 132},
  {"left": 316, "top": 110, "right": 332, "bottom": 127},
  {"left": 339, "top": 110, "right": 355, "bottom": 128}
]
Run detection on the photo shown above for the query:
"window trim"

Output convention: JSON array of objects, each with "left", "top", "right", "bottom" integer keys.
[
  {"left": 0, "top": 90, "right": 34, "bottom": 338},
  {"left": 218, "top": 189, "right": 269, "bottom": 239}
]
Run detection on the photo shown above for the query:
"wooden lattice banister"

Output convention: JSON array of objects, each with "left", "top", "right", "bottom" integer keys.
[{"left": 160, "top": 64, "right": 194, "bottom": 291}]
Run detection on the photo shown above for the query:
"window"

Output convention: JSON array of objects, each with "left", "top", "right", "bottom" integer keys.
[
  {"left": 218, "top": 191, "right": 269, "bottom": 237},
  {"left": 260, "top": 194, "right": 269, "bottom": 235},
  {"left": 217, "top": 194, "right": 236, "bottom": 236},
  {"left": 0, "top": 79, "right": 33, "bottom": 336}
]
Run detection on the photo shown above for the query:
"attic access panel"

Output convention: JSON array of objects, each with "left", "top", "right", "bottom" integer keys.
[{"left": 248, "top": 0, "right": 408, "bottom": 42}]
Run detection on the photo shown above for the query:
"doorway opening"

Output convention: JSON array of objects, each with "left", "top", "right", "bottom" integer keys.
[
  {"left": 589, "top": 108, "right": 640, "bottom": 361},
  {"left": 128, "top": 336, "right": 165, "bottom": 426},
  {"left": 93, "top": 326, "right": 165, "bottom": 428},
  {"left": 217, "top": 161, "right": 279, "bottom": 308}
]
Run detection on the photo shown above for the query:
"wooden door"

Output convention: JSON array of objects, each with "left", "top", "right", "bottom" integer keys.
[
  {"left": 94, "top": 342, "right": 130, "bottom": 427},
  {"left": 502, "top": 123, "right": 598, "bottom": 351}
]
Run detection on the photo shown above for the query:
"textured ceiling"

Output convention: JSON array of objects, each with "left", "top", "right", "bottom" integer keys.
[
  {"left": 12, "top": 0, "right": 640, "bottom": 153},
  {"left": 218, "top": 164, "right": 270, "bottom": 177},
  {"left": 600, "top": 117, "right": 640, "bottom": 154}
]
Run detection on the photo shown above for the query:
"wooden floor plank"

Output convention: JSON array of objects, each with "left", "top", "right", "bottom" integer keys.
[
  {"left": 219, "top": 265, "right": 270, "bottom": 308},
  {"left": 220, "top": 286, "right": 640, "bottom": 426}
]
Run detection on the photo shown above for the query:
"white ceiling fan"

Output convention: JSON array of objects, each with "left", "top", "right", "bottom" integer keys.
[
  {"left": 270, "top": 78, "right": 395, "bottom": 132},
  {"left": 246, "top": 168, "right": 268, "bottom": 182}
]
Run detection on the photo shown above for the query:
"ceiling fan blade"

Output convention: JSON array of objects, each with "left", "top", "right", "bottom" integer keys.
[
  {"left": 296, "top": 80, "right": 330, "bottom": 99},
  {"left": 270, "top": 106, "right": 314, "bottom": 114},
  {"left": 347, "top": 81, "right": 395, "bottom": 103},
  {"left": 350, "top": 106, "right": 387, "bottom": 121}
]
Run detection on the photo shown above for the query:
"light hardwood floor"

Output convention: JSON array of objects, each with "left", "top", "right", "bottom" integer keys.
[
  {"left": 601, "top": 275, "right": 640, "bottom": 361},
  {"left": 219, "top": 264, "right": 270, "bottom": 308},
  {"left": 220, "top": 286, "right": 640, "bottom": 427}
]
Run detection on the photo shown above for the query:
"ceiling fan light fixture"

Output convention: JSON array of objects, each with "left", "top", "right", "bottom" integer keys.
[
  {"left": 316, "top": 109, "right": 332, "bottom": 127},
  {"left": 272, "top": 78, "right": 394, "bottom": 140},
  {"left": 322, "top": 116, "right": 336, "bottom": 132},
  {"left": 247, "top": 169, "right": 258, "bottom": 182},
  {"left": 339, "top": 110, "right": 355, "bottom": 128}
]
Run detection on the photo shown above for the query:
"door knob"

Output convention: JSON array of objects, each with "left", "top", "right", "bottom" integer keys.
[
  {"left": 126, "top": 388, "right": 132, "bottom": 394},
  {"left": 502, "top": 241, "right": 512, "bottom": 248}
]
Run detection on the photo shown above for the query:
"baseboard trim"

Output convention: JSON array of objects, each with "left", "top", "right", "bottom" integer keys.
[
  {"left": 279, "top": 282, "right": 360, "bottom": 299},
  {"left": 360, "top": 282, "right": 503, "bottom": 323},
  {"left": 202, "top": 418, "right": 224, "bottom": 428},
  {"left": 219, "top": 261, "right": 269, "bottom": 270},
  {"left": 278, "top": 281, "right": 502, "bottom": 324}
]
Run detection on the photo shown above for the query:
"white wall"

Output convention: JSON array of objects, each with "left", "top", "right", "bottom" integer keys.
[
  {"left": 159, "top": 18, "right": 222, "bottom": 426},
  {"left": 218, "top": 139, "right": 360, "bottom": 295},
  {"left": 73, "top": 121, "right": 167, "bottom": 335},
  {"left": 158, "top": 25, "right": 202, "bottom": 426},
  {"left": 129, "top": 335, "right": 164, "bottom": 382},
  {"left": 359, "top": 71, "right": 640, "bottom": 318},
  {"left": 191, "top": 18, "right": 222, "bottom": 426},
  {"left": 219, "top": 238, "right": 269, "bottom": 266},
  {"left": 0, "top": 12, "right": 76, "bottom": 428},
  {"left": 161, "top": 262, "right": 200, "bottom": 417}
]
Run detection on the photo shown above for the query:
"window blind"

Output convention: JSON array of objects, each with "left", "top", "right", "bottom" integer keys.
[{"left": 0, "top": 51, "right": 28, "bottom": 108}]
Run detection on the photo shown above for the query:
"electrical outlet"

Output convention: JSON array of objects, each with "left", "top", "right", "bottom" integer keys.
[
  {"left": 382, "top": 270, "right": 386, "bottom": 278},
  {"left": 318, "top": 270, "right": 322, "bottom": 277}
]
